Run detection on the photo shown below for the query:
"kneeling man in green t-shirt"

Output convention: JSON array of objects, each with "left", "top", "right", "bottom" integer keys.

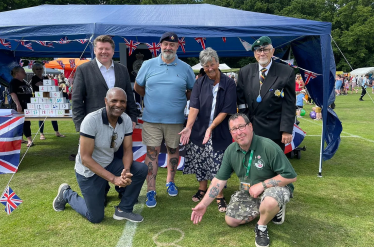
[{"left": 191, "top": 113, "right": 297, "bottom": 247}]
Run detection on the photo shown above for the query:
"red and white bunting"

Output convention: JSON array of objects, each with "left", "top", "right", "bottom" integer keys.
[
  {"left": 69, "top": 59, "right": 76, "bottom": 68},
  {"left": 194, "top": 37, "right": 206, "bottom": 50},
  {"left": 0, "top": 38, "right": 11, "bottom": 49},
  {"left": 222, "top": 37, "right": 227, "bottom": 43},
  {"left": 178, "top": 37, "right": 186, "bottom": 53},
  {"left": 36, "top": 41, "right": 54, "bottom": 48},
  {"left": 19, "top": 59, "right": 24, "bottom": 67},
  {"left": 57, "top": 36, "right": 70, "bottom": 44},
  {"left": 57, "top": 60, "right": 65, "bottom": 69},
  {"left": 20, "top": 41, "right": 34, "bottom": 51},
  {"left": 146, "top": 42, "right": 161, "bottom": 57},
  {"left": 123, "top": 38, "right": 140, "bottom": 56},
  {"left": 80, "top": 58, "right": 87, "bottom": 60},
  {"left": 304, "top": 71, "right": 317, "bottom": 86},
  {"left": 28, "top": 60, "right": 34, "bottom": 69},
  {"left": 42, "top": 60, "right": 49, "bottom": 64},
  {"left": 77, "top": 39, "right": 88, "bottom": 44}
]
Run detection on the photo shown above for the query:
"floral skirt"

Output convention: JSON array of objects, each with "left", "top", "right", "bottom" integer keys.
[{"left": 183, "top": 139, "right": 224, "bottom": 181}]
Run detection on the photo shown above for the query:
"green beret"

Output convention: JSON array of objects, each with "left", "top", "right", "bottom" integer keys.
[{"left": 251, "top": 36, "right": 272, "bottom": 51}]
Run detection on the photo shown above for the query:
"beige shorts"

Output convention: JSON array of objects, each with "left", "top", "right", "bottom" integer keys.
[{"left": 142, "top": 122, "right": 183, "bottom": 148}]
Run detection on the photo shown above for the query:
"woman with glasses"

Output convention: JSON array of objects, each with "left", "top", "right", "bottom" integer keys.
[
  {"left": 31, "top": 63, "right": 65, "bottom": 140},
  {"left": 179, "top": 48, "right": 237, "bottom": 212},
  {"left": 9, "top": 66, "right": 34, "bottom": 147}
]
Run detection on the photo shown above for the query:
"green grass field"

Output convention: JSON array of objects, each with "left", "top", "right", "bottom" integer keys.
[{"left": 1, "top": 91, "right": 374, "bottom": 247}]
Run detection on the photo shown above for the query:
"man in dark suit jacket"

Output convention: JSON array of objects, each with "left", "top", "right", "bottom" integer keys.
[
  {"left": 72, "top": 35, "right": 137, "bottom": 133},
  {"left": 237, "top": 36, "right": 295, "bottom": 151}
]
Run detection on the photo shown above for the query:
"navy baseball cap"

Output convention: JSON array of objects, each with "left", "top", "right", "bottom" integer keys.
[{"left": 159, "top": 32, "right": 179, "bottom": 43}]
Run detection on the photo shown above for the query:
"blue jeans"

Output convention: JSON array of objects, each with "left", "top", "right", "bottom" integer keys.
[{"left": 64, "top": 158, "right": 147, "bottom": 223}]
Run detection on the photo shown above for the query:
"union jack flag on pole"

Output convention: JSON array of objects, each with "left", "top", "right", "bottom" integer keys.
[
  {"left": 0, "top": 115, "right": 24, "bottom": 174},
  {"left": 194, "top": 37, "right": 207, "bottom": 50},
  {"left": 19, "top": 59, "right": 24, "bottom": 67},
  {"left": 146, "top": 42, "right": 161, "bottom": 57},
  {"left": 0, "top": 38, "right": 11, "bottom": 49},
  {"left": 123, "top": 38, "right": 140, "bottom": 56},
  {"left": 284, "top": 124, "right": 306, "bottom": 154},
  {"left": 1, "top": 186, "right": 23, "bottom": 215}
]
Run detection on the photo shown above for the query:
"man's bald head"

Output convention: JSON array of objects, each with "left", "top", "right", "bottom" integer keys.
[{"left": 106, "top": 87, "right": 127, "bottom": 101}]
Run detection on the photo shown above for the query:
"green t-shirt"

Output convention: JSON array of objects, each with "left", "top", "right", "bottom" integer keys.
[{"left": 215, "top": 134, "right": 297, "bottom": 193}]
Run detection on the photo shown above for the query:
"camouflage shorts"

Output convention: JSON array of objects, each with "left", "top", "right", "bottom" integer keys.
[{"left": 226, "top": 187, "right": 291, "bottom": 221}]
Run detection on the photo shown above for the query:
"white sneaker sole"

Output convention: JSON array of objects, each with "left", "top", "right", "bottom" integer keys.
[
  {"left": 113, "top": 214, "right": 144, "bottom": 223},
  {"left": 146, "top": 202, "right": 157, "bottom": 208},
  {"left": 272, "top": 204, "right": 286, "bottom": 225}
]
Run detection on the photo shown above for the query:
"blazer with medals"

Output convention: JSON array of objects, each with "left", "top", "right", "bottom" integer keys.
[
  {"left": 236, "top": 61, "right": 295, "bottom": 141},
  {"left": 72, "top": 59, "right": 137, "bottom": 132}
]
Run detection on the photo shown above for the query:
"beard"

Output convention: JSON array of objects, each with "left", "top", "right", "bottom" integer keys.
[
  {"left": 161, "top": 49, "right": 176, "bottom": 61},
  {"left": 258, "top": 57, "right": 270, "bottom": 66}
]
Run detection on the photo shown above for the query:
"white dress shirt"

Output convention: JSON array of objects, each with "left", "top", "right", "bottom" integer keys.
[{"left": 96, "top": 58, "right": 115, "bottom": 89}]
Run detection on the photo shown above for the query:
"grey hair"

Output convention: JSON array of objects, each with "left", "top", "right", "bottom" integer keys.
[
  {"left": 228, "top": 113, "right": 250, "bottom": 129},
  {"left": 199, "top": 47, "right": 219, "bottom": 66},
  {"left": 32, "top": 63, "right": 43, "bottom": 70},
  {"left": 106, "top": 87, "right": 127, "bottom": 100}
]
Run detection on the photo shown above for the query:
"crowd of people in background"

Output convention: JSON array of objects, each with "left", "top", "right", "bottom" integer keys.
[{"left": 335, "top": 74, "right": 374, "bottom": 100}]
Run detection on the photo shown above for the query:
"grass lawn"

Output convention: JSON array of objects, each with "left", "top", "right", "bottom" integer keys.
[{"left": 1, "top": 91, "right": 374, "bottom": 247}]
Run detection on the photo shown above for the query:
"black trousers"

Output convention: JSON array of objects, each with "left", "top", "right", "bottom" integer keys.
[
  {"left": 23, "top": 121, "right": 31, "bottom": 138},
  {"left": 360, "top": 87, "right": 366, "bottom": 99},
  {"left": 272, "top": 138, "right": 285, "bottom": 152}
]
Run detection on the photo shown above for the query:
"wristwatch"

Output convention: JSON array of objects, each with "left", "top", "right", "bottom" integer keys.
[{"left": 261, "top": 181, "right": 267, "bottom": 190}]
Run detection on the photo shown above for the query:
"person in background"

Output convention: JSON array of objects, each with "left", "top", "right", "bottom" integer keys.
[
  {"left": 351, "top": 75, "right": 358, "bottom": 94},
  {"left": 295, "top": 73, "right": 304, "bottom": 93},
  {"left": 296, "top": 89, "right": 307, "bottom": 118},
  {"left": 9, "top": 66, "right": 34, "bottom": 147},
  {"left": 31, "top": 63, "right": 65, "bottom": 140},
  {"left": 359, "top": 74, "right": 370, "bottom": 101},
  {"left": 179, "top": 48, "right": 237, "bottom": 212},
  {"left": 335, "top": 75, "right": 342, "bottom": 96}
]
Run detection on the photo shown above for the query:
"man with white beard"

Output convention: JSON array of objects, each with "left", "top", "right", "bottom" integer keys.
[
  {"left": 134, "top": 32, "right": 195, "bottom": 208},
  {"left": 236, "top": 36, "right": 295, "bottom": 152}
]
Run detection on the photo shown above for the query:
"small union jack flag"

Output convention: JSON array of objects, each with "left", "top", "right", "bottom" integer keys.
[
  {"left": 42, "top": 60, "right": 50, "bottom": 64},
  {"left": 80, "top": 57, "right": 87, "bottom": 60},
  {"left": 1, "top": 186, "right": 23, "bottom": 215},
  {"left": 57, "top": 60, "right": 65, "bottom": 69},
  {"left": 57, "top": 36, "right": 70, "bottom": 44},
  {"left": 69, "top": 59, "right": 76, "bottom": 68},
  {"left": 304, "top": 71, "right": 317, "bottom": 86},
  {"left": 178, "top": 37, "right": 186, "bottom": 53},
  {"left": 19, "top": 41, "right": 34, "bottom": 51},
  {"left": 222, "top": 37, "right": 227, "bottom": 43},
  {"left": 0, "top": 115, "right": 24, "bottom": 174},
  {"left": 123, "top": 38, "right": 140, "bottom": 56},
  {"left": 146, "top": 42, "right": 161, "bottom": 57},
  {"left": 28, "top": 60, "right": 34, "bottom": 69},
  {"left": 77, "top": 39, "right": 88, "bottom": 44},
  {"left": 194, "top": 37, "right": 206, "bottom": 50},
  {"left": 0, "top": 39, "right": 11, "bottom": 49},
  {"left": 19, "top": 59, "right": 24, "bottom": 67},
  {"left": 36, "top": 41, "right": 54, "bottom": 48}
]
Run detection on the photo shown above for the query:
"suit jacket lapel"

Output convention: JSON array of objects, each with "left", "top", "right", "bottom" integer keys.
[{"left": 91, "top": 59, "right": 109, "bottom": 90}]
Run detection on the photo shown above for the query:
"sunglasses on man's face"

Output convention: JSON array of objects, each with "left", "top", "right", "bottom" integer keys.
[{"left": 110, "top": 132, "right": 117, "bottom": 148}]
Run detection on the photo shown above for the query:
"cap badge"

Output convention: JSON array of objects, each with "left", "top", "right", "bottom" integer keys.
[{"left": 171, "top": 36, "right": 175, "bottom": 40}]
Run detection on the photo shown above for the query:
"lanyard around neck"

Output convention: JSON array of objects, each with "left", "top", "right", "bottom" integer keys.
[{"left": 242, "top": 150, "right": 254, "bottom": 178}]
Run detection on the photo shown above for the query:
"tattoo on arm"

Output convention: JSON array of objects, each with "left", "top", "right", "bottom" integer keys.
[
  {"left": 170, "top": 157, "right": 178, "bottom": 172},
  {"left": 147, "top": 147, "right": 158, "bottom": 161},
  {"left": 266, "top": 179, "right": 282, "bottom": 187},
  {"left": 208, "top": 183, "right": 220, "bottom": 198},
  {"left": 167, "top": 147, "right": 177, "bottom": 154}
]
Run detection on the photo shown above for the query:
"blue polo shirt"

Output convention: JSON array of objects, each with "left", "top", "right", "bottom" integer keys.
[
  {"left": 136, "top": 55, "right": 195, "bottom": 124},
  {"left": 189, "top": 73, "right": 237, "bottom": 151}
]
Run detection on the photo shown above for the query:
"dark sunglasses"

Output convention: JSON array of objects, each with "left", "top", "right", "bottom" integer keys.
[{"left": 110, "top": 132, "right": 117, "bottom": 148}]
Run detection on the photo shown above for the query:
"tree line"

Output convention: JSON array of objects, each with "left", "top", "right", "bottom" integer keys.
[{"left": 1, "top": 0, "right": 373, "bottom": 71}]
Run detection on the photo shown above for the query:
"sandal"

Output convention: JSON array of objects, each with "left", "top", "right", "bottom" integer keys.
[
  {"left": 21, "top": 140, "right": 28, "bottom": 144},
  {"left": 192, "top": 189, "right": 206, "bottom": 202},
  {"left": 216, "top": 197, "right": 227, "bottom": 213},
  {"left": 27, "top": 142, "right": 35, "bottom": 147},
  {"left": 56, "top": 134, "right": 66, "bottom": 137},
  {"left": 40, "top": 135, "right": 46, "bottom": 140}
]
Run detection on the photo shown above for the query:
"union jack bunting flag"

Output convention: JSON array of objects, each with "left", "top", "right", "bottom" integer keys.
[
  {"left": 57, "top": 36, "right": 70, "bottom": 44},
  {"left": 77, "top": 39, "right": 88, "bottom": 44},
  {"left": 222, "top": 37, "right": 227, "bottom": 43},
  {"left": 132, "top": 127, "right": 185, "bottom": 171},
  {"left": 0, "top": 116, "right": 24, "bottom": 174},
  {"left": 123, "top": 38, "right": 140, "bottom": 56},
  {"left": 284, "top": 124, "right": 306, "bottom": 154},
  {"left": 36, "top": 41, "right": 54, "bottom": 48},
  {"left": 146, "top": 42, "right": 161, "bottom": 57},
  {"left": 80, "top": 57, "right": 87, "bottom": 60},
  {"left": 69, "top": 59, "right": 76, "bottom": 68},
  {"left": 0, "top": 38, "right": 11, "bottom": 49},
  {"left": 42, "top": 60, "right": 50, "bottom": 64},
  {"left": 178, "top": 37, "right": 186, "bottom": 53},
  {"left": 1, "top": 186, "right": 23, "bottom": 215},
  {"left": 194, "top": 37, "right": 206, "bottom": 50},
  {"left": 28, "top": 60, "right": 34, "bottom": 69},
  {"left": 19, "top": 59, "right": 24, "bottom": 67},
  {"left": 19, "top": 41, "right": 34, "bottom": 51},
  {"left": 304, "top": 71, "right": 318, "bottom": 86},
  {"left": 57, "top": 60, "right": 65, "bottom": 69}
]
